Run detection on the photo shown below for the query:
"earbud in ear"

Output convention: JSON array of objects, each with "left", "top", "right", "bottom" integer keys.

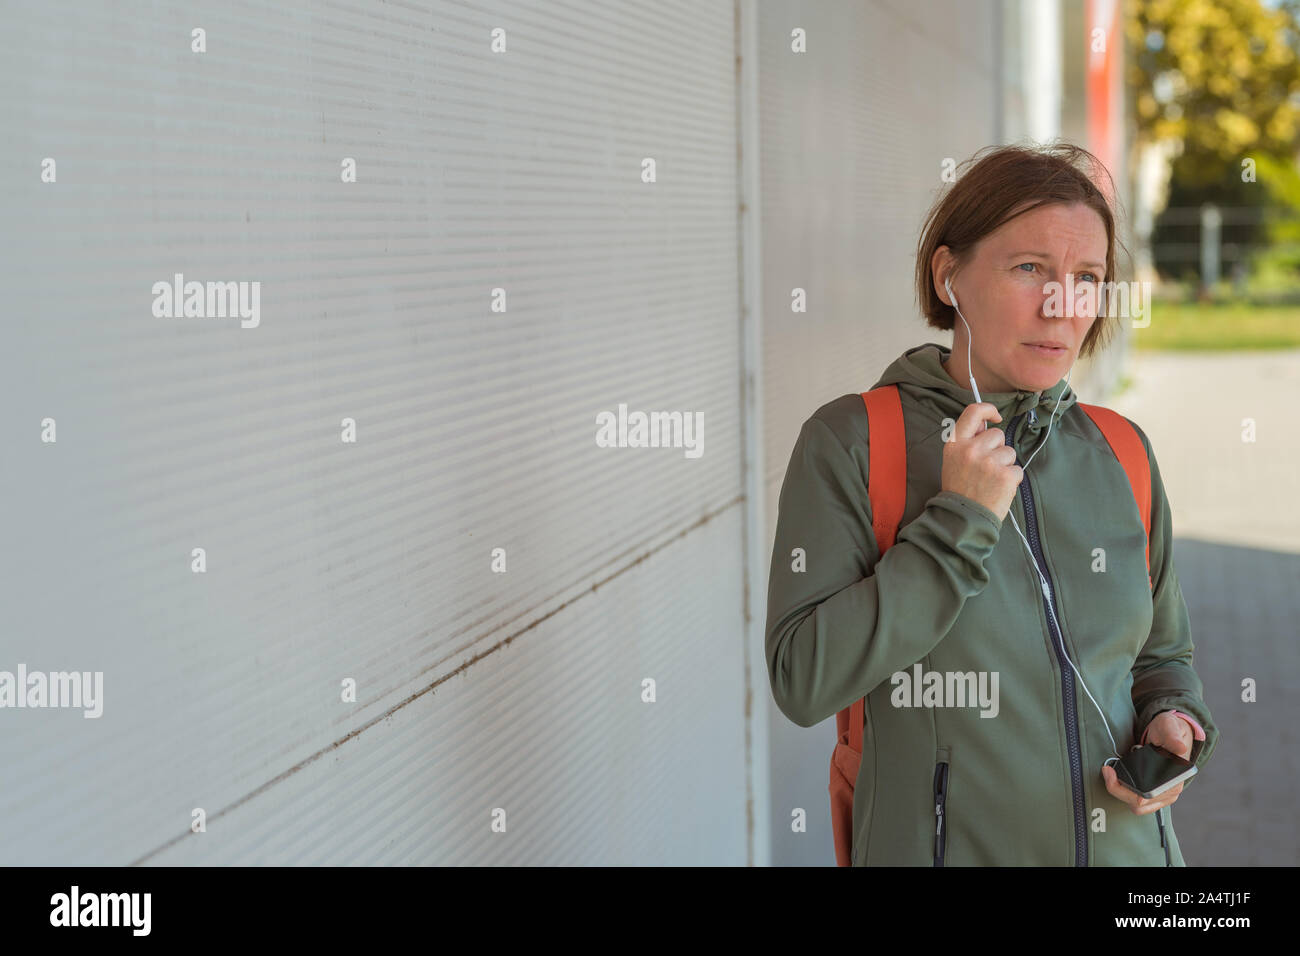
[{"left": 945, "top": 273, "right": 982, "bottom": 405}]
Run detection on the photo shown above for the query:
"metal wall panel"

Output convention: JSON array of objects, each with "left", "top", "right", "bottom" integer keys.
[
  {"left": 0, "top": 0, "right": 748, "bottom": 864},
  {"left": 140, "top": 511, "right": 748, "bottom": 866}
]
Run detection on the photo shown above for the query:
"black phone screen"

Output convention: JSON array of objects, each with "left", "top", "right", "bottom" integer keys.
[{"left": 1114, "top": 743, "right": 1198, "bottom": 797}]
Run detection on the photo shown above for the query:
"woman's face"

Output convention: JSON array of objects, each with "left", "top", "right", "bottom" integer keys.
[{"left": 934, "top": 201, "right": 1107, "bottom": 394}]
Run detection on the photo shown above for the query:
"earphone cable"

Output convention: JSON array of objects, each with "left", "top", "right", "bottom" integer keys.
[{"left": 951, "top": 290, "right": 1122, "bottom": 764}]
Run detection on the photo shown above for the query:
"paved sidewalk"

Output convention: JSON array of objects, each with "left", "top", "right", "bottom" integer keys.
[{"left": 1098, "top": 349, "right": 1300, "bottom": 866}]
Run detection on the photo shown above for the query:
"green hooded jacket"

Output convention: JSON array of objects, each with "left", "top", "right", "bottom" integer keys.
[{"left": 765, "top": 342, "right": 1219, "bottom": 866}]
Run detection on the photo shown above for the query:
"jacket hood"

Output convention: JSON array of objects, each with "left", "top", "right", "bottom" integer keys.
[{"left": 871, "top": 341, "right": 1078, "bottom": 435}]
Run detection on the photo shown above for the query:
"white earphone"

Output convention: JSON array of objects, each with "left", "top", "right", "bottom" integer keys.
[
  {"left": 945, "top": 271, "right": 1123, "bottom": 768},
  {"left": 946, "top": 276, "right": 983, "bottom": 404}
]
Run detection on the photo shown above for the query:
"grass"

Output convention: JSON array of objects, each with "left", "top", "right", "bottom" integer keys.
[{"left": 1130, "top": 301, "right": 1300, "bottom": 351}]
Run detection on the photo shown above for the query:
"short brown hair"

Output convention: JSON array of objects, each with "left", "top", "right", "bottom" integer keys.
[{"left": 914, "top": 142, "right": 1126, "bottom": 360}]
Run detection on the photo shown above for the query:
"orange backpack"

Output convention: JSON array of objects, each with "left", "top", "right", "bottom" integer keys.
[{"left": 829, "top": 384, "right": 1154, "bottom": 867}]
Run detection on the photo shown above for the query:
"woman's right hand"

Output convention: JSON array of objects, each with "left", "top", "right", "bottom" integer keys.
[{"left": 941, "top": 403, "right": 1024, "bottom": 522}]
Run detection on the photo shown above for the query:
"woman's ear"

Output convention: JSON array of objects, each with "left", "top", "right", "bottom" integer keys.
[{"left": 932, "top": 245, "right": 955, "bottom": 306}]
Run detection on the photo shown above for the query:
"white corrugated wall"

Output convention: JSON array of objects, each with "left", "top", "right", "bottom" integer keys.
[
  {"left": 0, "top": 0, "right": 747, "bottom": 866},
  {"left": 0, "top": 0, "right": 1061, "bottom": 866}
]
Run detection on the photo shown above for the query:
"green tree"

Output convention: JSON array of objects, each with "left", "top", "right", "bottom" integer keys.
[
  {"left": 1128, "top": 0, "right": 1300, "bottom": 183},
  {"left": 1127, "top": 0, "right": 1300, "bottom": 281}
]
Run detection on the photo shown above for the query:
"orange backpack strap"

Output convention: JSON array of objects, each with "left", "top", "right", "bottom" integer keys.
[
  {"left": 863, "top": 387, "right": 907, "bottom": 554},
  {"left": 839, "top": 385, "right": 907, "bottom": 755},
  {"left": 1077, "top": 404, "right": 1154, "bottom": 591}
]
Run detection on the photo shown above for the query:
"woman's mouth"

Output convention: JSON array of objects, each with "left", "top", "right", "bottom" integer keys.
[{"left": 1025, "top": 343, "right": 1067, "bottom": 356}]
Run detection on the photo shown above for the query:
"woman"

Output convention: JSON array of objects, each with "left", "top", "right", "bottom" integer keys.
[{"left": 764, "top": 143, "right": 1218, "bottom": 866}]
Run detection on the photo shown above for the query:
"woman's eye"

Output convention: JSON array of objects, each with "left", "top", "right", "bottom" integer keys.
[
  {"left": 1077, "top": 272, "right": 1099, "bottom": 283},
  {"left": 1017, "top": 262, "right": 1037, "bottom": 273}
]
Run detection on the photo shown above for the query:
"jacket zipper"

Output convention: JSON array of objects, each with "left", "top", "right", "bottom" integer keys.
[
  {"left": 1005, "top": 411, "right": 1088, "bottom": 866},
  {"left": 933, "top": 760, "right": 948, "bottom": 866},
  {"left": 1156, "top": 808, "right": 1171, "bottom": 865}
]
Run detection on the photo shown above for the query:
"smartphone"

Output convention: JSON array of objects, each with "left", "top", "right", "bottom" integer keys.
[{"left": 1113, "top": 743, "right": 1198, "bottom": 799}]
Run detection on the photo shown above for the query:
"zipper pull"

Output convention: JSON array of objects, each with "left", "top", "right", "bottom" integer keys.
[
  {"left": 933, "top": 762, "right": 949, "bottom": 866},
  {"left": 1029, "top": 407, "right": 1038, "bottom": 426}
]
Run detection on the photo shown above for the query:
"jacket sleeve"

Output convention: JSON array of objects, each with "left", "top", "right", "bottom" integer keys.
[
  {"left": 765, "top": 411, "right": 1004, "bottom": 729},
  {"left": 1128, "top": 423, "right": 1219, "bottom": 778}
]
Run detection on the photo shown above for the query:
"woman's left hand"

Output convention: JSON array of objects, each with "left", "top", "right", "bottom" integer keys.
[{"left": 1100, "top": 711, "right": 1194, "bottom": 815}]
